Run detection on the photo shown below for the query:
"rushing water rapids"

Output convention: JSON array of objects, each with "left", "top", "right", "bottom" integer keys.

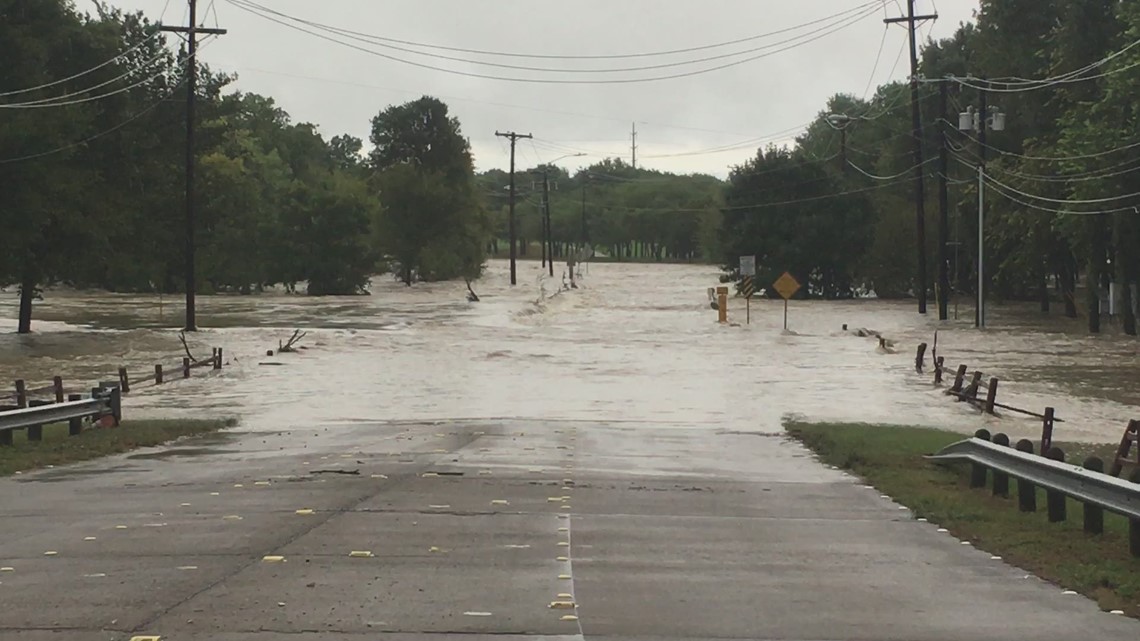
[{"left": 1, "top": 260, "right": 1138, "bottom": 443}]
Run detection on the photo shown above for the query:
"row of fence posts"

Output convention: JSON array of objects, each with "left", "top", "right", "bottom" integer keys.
[
  {"left": 971, "top": 428, "right": 1140, "bottom": 557},
  {"left": 0, "top": 348, "right": 224, "bottom": 446}
]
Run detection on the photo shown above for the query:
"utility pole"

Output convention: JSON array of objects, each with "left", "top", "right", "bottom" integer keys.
[
  {"left": 631, "top": 122, "right": 638, "bottom": 170},
  {"left": 495, "top": 130, "right": 532, "bottom": 285},
  {"left": 542, "top": 169, "right": 554, "bottom": 277},
  {"left": 160, "top": 0, "right": 226, "bottom": 332},
  {"left": 580, "top": 175, "right": 589, "bottom": 254},
  {"left": 937, "top": 81, "right": 950, "bottom": 321},
  {"left": 886, "top": 1, "right": 937, "bottom": 316},
  {"left": 976, "top": 87, "right": 988, "bottom": 329}
]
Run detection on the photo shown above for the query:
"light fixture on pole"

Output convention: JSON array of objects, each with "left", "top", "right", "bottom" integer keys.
[{"left": 957, "top": 100, "right": 1005, "bottom": 329}]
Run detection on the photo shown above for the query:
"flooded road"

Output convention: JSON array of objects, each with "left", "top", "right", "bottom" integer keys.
[{"left": 1, "top": 260, "right": 1138, "bottom": 442}]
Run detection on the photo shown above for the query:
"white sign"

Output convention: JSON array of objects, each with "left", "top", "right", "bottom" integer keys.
[{"left": 739, "top": 255, "right": 756, "bottom": 277}]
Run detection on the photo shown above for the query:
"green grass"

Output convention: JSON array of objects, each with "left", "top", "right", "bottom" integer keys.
[
  {"left": 0, "top": 417, "right": 236, "bottom": 477},
  {"left": 786, "top": 421, "right": 1140, "bottom": 615}
]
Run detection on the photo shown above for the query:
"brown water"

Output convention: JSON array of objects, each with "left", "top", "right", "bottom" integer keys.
[{"left": 1, "top": 260, "right": 1137, "bottom": 443}]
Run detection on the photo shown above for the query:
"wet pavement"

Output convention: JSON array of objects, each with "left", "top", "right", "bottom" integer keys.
[
  {"left": 3, "top": 260, "right": 1140, "bottom": 639},
  {"left": 3, "top": 419, "right": 1140, "bottom": 640}
]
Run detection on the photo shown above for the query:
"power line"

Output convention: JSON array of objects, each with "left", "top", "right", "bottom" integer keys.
[
  {"left": 601, "top": 179, "right": 909, "bottom": 213},
  {"left": 983, "top": 170, "right": 1140, "bottom": 205},
  {"left": 985, "top": 177, "right": 1140, "bottom": 216},
  {"left": 954, "top": 128, "right": 1140, "bottom": 162},
  {"left": 229, "top": 0, "right": 880, "bottom": 75},
  {"left": 0, "top": 31, "right": 162, "bottom": 98},
  {"left": 230, "top": 0, "right": 884, "bottom": 61},
  {"left": 224, "top": 0, "right": 881, "bottom": 84},
  {"left": 846, "top": 157, "right": 936, "bottom": 180},
  {"left": 1, "top": 47, "right": 176, "bottom": 108}
]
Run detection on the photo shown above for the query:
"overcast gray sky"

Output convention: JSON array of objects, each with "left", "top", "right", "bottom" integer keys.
[{"left": 105, "top": 0, "right": 976, "bottom": 178}]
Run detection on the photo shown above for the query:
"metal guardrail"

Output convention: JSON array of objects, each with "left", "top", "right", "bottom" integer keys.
[
  {"left": 927, "top": 437, "right": 1140, "bottom": 520},
  {"left": 0, "top": 387, "right": 121, "bottom": 444}
]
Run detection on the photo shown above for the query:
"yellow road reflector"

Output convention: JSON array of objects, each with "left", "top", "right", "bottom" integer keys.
[
  {"left": 129, "top": 636, "right": 161, "bottom": 641},
  {"left": 295, "top": 509, "right": 314, "bottom": 515},
  {"left": 491, "top": 500, "right": 509, "bottom": 505},
  {"left": 115, "top": 525, "right": 128, "bottom": 529},
  {"left": 549, "top": 600, "right": 576, "bottom": 609},
  {"left": 560, "top": 615, "right": 579, "bottom": 621},
  {"left": 371, "top": 474, "right": 388, "bottom": 479},
  {"left": 43, "top": 551, "right": 58, "bottom": 557},
  {"left": 223, "top": 515, "right": 243, "bottom": 521},
  {"left": 349, "top": 550, "right": 374, "bottom": 558},
  {"left": 557, "top": 592, "right": 573, "bottom": 598},
  {"left": 557, "top": 542, "right": 570, "bottom": 547},
  {"left": 254, "top": 481, "right": 270, "bottom": 486},
  {"left": 556, "top": 556, "right": 569, "bottom": 561},
  {"left": 422, "top": 472, "right": 439, "bottom": 478},
  {"left": 84, "top": 536, "right": 97, "bottom": 541},
  {"left": 262, "top": 555, "right": 285, "bottom": 563},
  {"left": 177, "top": 566, "right": 198, "bottom": 570},
  {"left": 558, "top": 574, "right": 572, "bottom": 580}
]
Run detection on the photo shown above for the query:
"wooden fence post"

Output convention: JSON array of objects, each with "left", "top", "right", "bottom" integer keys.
[
  {"left": 183, "top": 357, "right": 191, "bottom": 379},
  {"left": 950, "top": 365, "right": 968, "bottom": 394},
  {"left": 215, "top": 347, "right": 223, "bottom": 370},
  {"left": 67, "top": 394, "right": 83, "bottom": 436},
  {"left": 933, "top": 357, "right": 945, "bottom": 385},
  {"left": 991, "top": 433, "right": 1010, "bottom": 497},
  {"left": 916, "top": 343, "right": 927, "bottom": 374},
  {"left": 118, "top": 367, "right": 130, "bottom": 394},
  {"left": 985, "top": 377, "right": 999, "bottom": 414},
  {"left": 1083, "top": 457, "right": 1105, "bottom": 534},
  {"left": 971, "top": 429, "right": 991, "bottom": 488},
  {"left": 15, "top": 380, "right": 27, "bottom": 409},
  {"left": 155, "top": 364, "right": 164, "bottom": 384},
  {"left": 963, "top": 372, "right": 983, "bottom": 402},
  {"left": 1016, "top": 439, "right": 1037, "bottom": 512},
  {"left": 1046, "top": 447, "right": 1067, "bottom": 522},
  {"left": 53, "top": 376, "right": 64, "bottom": 403},
  {"left": 1041, "top": 408, "right": 1055, "bottom": 456}
]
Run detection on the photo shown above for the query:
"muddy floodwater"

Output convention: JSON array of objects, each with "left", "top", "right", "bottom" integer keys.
[{"left": 1, "top": 260, "right": 1138, "bottom": 443}]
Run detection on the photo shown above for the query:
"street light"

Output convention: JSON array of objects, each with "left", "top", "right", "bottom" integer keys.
[{"left": 958, "top": 100, "right": 1006, "bottom": 329}]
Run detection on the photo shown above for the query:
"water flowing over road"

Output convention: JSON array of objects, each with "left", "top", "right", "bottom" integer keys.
[{"left": 2, "top": 260, "right": 1138, "bottom": 442}]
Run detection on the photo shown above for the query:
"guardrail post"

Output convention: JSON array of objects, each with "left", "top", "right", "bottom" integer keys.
[
  {"left": 109, "top": 386, "right": 122, "bottom": 426},
  {"left": 985, "top": 378, "right": 999, "bottom": 414},
  {"left": 118, "top": 367, "right": 130, "bottom": 394},
  {"left": 1045, "top": 447, "right": 1067, "bottom": 522},
  {"left": 933, "top": 357, "right": 945, "bottom": 385},
  {"left": 53, "top": 376, "right": 64, "bottom": 403},
  {"left": 1015, "top": 439, "right": 1037, "bottom": 512},
  {"left": 950, "top": 365, "right": 968, "bottom": 394},
  {"left": 1041, "top": 407, "right": 1055, "bottom": 456},
  {"left": 1130, "top": 469, "right": 1140, "bottom": 557},
  {"left": 971, "top": 429, "right": 991, "bottom": 488},
  {"left": 991, "top": 433, "right": 1011, "bottom": 497},
  {"left": 67, "top": 394, "right": 83, "bottom": 436},
  {"left": 26, "top": 400, "right": 51, "bottom": 441},
  {"left": 155, "top": 364, "right": 164, "bottom": 384},
  {"left": 1082, "top": 457, "right": 1105, "bottom": 534},
  {"left": 183, "top": 357, "right": 191, "bottom": 379},
  {"left": 15, "top": 379, "right": 27, "bottom": 409},
  {"left": 916, "top": 343, "right": 927, "bottom": 374},
  {"left": 0, "top": 406, "right": 14, "bottom": 445}
]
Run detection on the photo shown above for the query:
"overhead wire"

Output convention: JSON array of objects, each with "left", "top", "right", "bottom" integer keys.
[
  {"left": 0, "top": 30, "right": 163, "bottom": 98},
  {"left": 1, "top": 47, "right": 176, "bottom": 107},
  {"left": 599, "top": 179, "right": 910, "bottom": 213},
  {"left": 846, "top": 157, "right": 937, "bottom": 181},
  {"left": 230, "top": 0, "right": 885, "bottom": 61},
  {"left": 223, "top": 0, "right": 883, "bottom": 84},
  {"left": 985, "top": 177, "right": 1140, "bottom": 216}
]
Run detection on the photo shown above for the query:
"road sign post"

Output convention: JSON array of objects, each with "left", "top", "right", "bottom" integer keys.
[
  {"left": 739, "top": 256, "right": 756, "bottom": 325},
  {"left": 773, "top": 272, "right": 802, "bottom": 331}
]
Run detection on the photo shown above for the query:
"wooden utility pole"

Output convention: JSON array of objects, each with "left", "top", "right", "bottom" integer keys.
[
  {"left": 160, "top": 0, "right": 226, "bottom": 331},
  {"left": 542, "top": 169, "right": 554, "bottom": 277},
  {"left": 495, "top": 130, "right": 532, "bottom": 286},
  {"left": 886, "top": 2, "right": 937, "bottom": 316},
  {"left": 937, "top": 81, "right": 950, "bottom": 321},
  {"left": 631, "top": 122, "right": 638, "bottom": 170}
]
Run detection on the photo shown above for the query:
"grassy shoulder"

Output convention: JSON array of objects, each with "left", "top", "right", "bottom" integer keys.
[
  {"left": 786, "top": 421, "right": 1140, "bottom": 615},
  {"left": 1, "top": 418, "right": 236, "bottom": 477}
]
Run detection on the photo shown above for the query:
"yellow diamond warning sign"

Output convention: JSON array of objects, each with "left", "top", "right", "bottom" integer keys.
[{"left": 773, "top": 272, "right": 801, "bottom": 300}]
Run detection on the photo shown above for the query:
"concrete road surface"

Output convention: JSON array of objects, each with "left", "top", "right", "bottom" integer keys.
[{"left": 1, "top": 420, "right": 1137, "bottom": 640}]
